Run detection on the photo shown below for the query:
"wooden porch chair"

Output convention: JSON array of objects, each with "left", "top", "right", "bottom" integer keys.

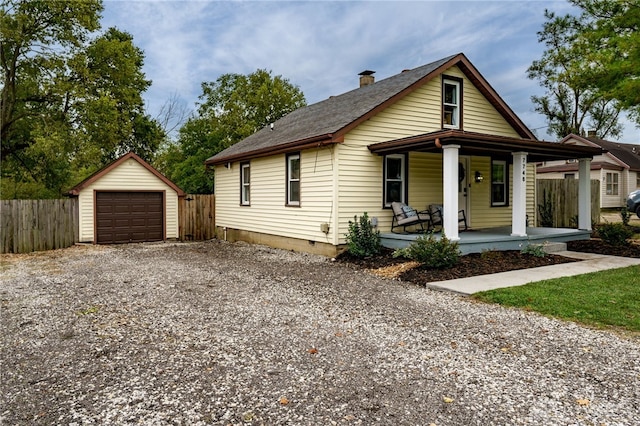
[
  {"left": 429, "top": 204, "right": 468, "bottom": 231},
  {"left": 391, "top": 202, "right": 433, "bottom": 233}
]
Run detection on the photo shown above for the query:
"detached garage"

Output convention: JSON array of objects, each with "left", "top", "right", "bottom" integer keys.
[{"left": 68, "top": 152, "right": 185, "bottom": 244}]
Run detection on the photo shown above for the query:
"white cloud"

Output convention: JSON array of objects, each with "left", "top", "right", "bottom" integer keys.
[{"left": 100, "top": 0, "right": 638, "bottom": 142}]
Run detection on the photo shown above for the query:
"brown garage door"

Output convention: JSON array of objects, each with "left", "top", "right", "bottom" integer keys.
[{"left": 96, "top": 192, "right": 163, "bottom": 244}]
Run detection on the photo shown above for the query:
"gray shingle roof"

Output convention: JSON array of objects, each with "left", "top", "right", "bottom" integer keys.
[
  {"left": 585, "top": 137, "right": 640, "bottom": 171},
  {"left": 206, "top": 54, "right": 459, "bottom": 165}
]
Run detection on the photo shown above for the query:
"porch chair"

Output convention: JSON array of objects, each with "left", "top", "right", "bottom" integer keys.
[
  {"left": 391, "top": 202, "right": 434, "bottom": 233},
  {"left": 429, "top": 204, "right": 468, "bottom": 231}
]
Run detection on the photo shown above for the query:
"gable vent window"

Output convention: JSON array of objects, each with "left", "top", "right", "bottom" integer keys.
[{"left": 443, "top": 78, "right": 461, "bottom": 129}]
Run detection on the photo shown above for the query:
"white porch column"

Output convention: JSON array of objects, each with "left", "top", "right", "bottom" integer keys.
[
  {"left": 442, "top": 144, "right": 460, "bottom": 241},
  {"left": 578, "top": 158, "right": 592, "bottom": 230},
  {"left": 511, "top": 152, "right": 528, "bottom": 237}
]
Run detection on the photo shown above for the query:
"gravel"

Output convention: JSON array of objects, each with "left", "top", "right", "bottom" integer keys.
[{"left": 1, "top": 240, "right": 639, "bottom": 425}]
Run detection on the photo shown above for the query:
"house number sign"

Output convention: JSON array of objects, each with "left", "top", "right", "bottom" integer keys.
[{"left": 521, "top": 156, "right": 526, "bottom": 182}]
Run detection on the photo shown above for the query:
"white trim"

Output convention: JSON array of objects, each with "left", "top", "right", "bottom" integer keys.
[
  {"left": 443, "top": 145, "right": 460, "bottom": 241},
  {"left": 384, "top": 154, "right": 406, "bottom": 207},
  {"left": 240, "top": 162, "right": 250, "bottom": 205},
  {"left": 511, "top": 152, "right": 528, "bottom": 237},
  {"left": 287, "top": 153, "right": 300, "bottom": 206},
  {"left": 443, "top": 79, "right": 460, "bottom": 129},
  {"left": 578, "top": 158, "right": 592, "bottom": 230}
]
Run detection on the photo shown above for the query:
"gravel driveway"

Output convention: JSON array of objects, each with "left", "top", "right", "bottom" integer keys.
[{"left": 1, "top": 241, "right": 639, "bottom": 425}]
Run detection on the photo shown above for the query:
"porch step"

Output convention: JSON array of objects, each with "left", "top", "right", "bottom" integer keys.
[{"left": 539, "top": 242, "right": 567, "bottom": 254}]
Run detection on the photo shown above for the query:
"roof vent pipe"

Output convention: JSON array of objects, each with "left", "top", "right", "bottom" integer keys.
[{"left": 359, "top": 70, "right": 375, "bottom": 87}]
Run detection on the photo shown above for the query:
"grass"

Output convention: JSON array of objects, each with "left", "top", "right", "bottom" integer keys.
[{"left": 472, "top": 265, "right": 640, "bottom": 333}]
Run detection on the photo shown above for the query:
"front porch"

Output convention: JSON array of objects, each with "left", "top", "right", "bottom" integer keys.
[{"left": 380, "top": 226, "right": 591, "bottom": 255}]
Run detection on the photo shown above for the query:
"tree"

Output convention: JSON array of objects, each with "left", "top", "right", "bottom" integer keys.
[
  {"left": 1, "top": 0, "right": 164, "bottom": 198},
  {"left": 569, "top": 0, "right": 639, "bottom": 123},
  {"left": 528, "top": 7, "right": 623, "bottom": 140},
  {"left": 156, "top": 69, "right": 306, "bottom": 193}
]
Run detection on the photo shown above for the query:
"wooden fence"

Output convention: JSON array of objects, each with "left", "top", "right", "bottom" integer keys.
[
  {"left": 178, "top": 194, "right": 216, "bottom": 241},
  {"left": 536, "top": 179, "right": 600, "bottom": 228},
  {"left": 1, "top": 199, "right": 79, "bottom": 254}
]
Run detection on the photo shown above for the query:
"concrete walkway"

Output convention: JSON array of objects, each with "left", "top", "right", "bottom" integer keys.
[{"left": 427, "top": 251, "right": 640, "bottom": 295}]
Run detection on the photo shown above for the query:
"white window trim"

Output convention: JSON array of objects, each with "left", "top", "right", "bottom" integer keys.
[
  {"left": 384, "top": 154, "right": 406, "bottom": 207},
  {"left": 492, "top": 160, "right": 507, "bottom": 206},
  {"left": 287, "top": 153, "right": 300, "bottom": 206},
  {"left": 240, "top": 162, "right": 250, "bottom": 205},
  {"left": 443, "top": 79, "right": 460, "bottom": 129},
  {"left": 606, "top": 172, "right": 619, "bottom": 195}
]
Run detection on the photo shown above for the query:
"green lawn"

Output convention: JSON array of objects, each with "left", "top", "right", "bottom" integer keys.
[{"left": 472, "top": 265, "right": 640, "bottom": 333}]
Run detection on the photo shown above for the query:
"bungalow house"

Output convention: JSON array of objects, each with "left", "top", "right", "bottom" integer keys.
[
  {"left": 537, "top": 133, "right": 640, "bottom": 208},
  {"left": 205, "top": 53, "right": 602, "bottom": 256}
]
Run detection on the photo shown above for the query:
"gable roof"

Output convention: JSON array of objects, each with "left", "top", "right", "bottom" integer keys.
[
  {"left": 67, "top": 152, "right": 185, "bottom": 196},
  {"left": 561, "top": 134, "right": 640, "bottom": 171},
  {"left": 205, "top": 53, "right": 536, "bottom": 166}
]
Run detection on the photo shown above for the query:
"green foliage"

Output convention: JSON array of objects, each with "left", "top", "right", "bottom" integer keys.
[
  {"left": 1, "top": 1, "right": 165, "bottom": 198},
  {"left": 197, "top": 69, "right": 306, "bottom": 149},
  {"left": 620, "top": 207, "right": 631, "bottom": 227},
  {"left": 527, "top": 6, "right": 623, "bottom": 139},
  {"left": 345, "top": 213, "right": 381, "bottom": 258},
  {"left": 537, "top": 189, "right": 554, "bottom": 227},
  {"left": 394, "top": 233, "right": 460, "bottom": 269},
  {"left": 596, "top": 222, "right": 633, "bottom": 246},
  {"left": 568, "top": 0, "right": 640, "bottom": 124},
  {"left": 156, "top": 69, "right": 306, "bottom": 193},
  {"left": 521, "top": 243, "right": 547, "bottom": 258},
  {"left": 473, "top": 265, "right": 640, "bottom": 332}
]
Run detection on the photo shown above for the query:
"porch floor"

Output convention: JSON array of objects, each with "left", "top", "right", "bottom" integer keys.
[{"left": 380, "top": 226, "right": 592, "bottom": 255}]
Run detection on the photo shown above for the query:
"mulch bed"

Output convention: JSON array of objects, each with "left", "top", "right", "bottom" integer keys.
[{"left": 337, "top": 238, "right": 640, "bottom": 286}]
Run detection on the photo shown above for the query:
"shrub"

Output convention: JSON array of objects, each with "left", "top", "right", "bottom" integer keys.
[
  {"left": 521, "top": 243, "right": 547, "bottom": 258},
  {"left": 597, "top": 222, "right": 633, "bottom": 246},
  {"left": 620, "top": 207, "right": 632, "bottom": 227},
  {"left": 345, "top": 212, "right": 381, "bottom": 258},
  {"left": 396, "top": 233, "right": 460, "bottom": 269}
]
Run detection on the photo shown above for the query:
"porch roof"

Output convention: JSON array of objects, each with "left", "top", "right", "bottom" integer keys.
[{"left": 368, "top": 130, "right": 605, "bottom": 162}]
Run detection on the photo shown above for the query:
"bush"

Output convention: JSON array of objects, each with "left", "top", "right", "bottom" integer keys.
[
  {"left": 345, "top": 212, "right": 381, "bottom": 258},
  {"left": 394, "top": 233, "right": 460, "bottom": 269},
  {"left": 620, "top": 207, "right": 632, "bottom": 226},
  {"left": 597, "top": 222, "right": 633, "bottom": 246},
  {"left": 521, "top": 243, "right": 547, "bottom": 258}
]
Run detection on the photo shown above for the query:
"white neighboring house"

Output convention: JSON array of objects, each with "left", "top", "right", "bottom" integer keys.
[{"left": 537, "top": 134, "right": 640, "bottom": 209}]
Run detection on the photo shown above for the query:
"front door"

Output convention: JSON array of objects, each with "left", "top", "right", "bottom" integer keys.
[{"left": 458, "top": 157, "right": 469, "bottom": 225}]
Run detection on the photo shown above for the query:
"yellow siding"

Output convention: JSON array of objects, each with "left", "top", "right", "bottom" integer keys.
[
  {"left": 215, "top": 147, "right": 336, "bottom": 244},
  {"left": 77, "top": 158, "right": 180, "bottom": 242},
  {"left": 336, "top": 65, "right": 531, "bottom": 239},
  {"left": 444, "top": 67, "right": 521, "bottom": 138}
]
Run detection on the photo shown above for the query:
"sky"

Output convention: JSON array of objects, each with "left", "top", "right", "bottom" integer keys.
[{"left": 101, "top": 0, "right": 639, "bottom": 143}]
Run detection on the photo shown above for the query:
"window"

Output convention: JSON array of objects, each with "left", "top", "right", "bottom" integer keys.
[
  {"left": 564, "top": 173, "right": 575, "bottom": 180},
  {"left": 606, "top": 172, "right": 619, "bottom": 195},
  {"left": 491, "top": 160, "right": 508, "bottom": 206},
  {"left": 286, "top": 153, "right": 300, "bottom": 206},
  {"left": 384, "top": 154, "right": 406, "bottom": 207},
  {"left": 240, "top": 162, "right": 250, "bottom": 205},
  {"left": 443, "top": 78, "right": 461, "bottom": 129}
]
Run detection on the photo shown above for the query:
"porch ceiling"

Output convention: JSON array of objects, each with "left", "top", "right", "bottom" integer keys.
[{"left": 367, "top": 130, "right": 605, "bottom": 162}]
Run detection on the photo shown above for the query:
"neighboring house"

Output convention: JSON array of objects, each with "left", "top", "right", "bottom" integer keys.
[
  {"left": 67, "top": 152, "right": 185, "bottom": 244},
  {"left": 206, "top": 53, "right": 602, "bottom": 256},
  {"left": 537, "top": 134, "right": 640, "bottom": 208}
]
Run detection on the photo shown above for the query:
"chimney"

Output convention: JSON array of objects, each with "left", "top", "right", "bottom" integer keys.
[
  {"left": 359, "top": 70, "right": 375, "bottom": 87},
  {"left": 587, "top": 130, "right": 597, "bottom": 138}
]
